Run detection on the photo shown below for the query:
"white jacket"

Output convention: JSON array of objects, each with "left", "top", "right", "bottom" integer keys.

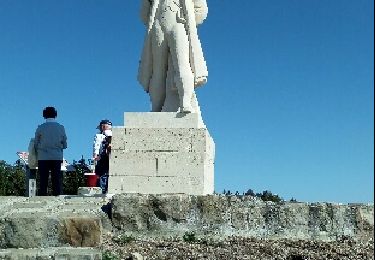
[
  {"left": 93, "top": 133, "right": 106, "bottom": 156},
  {"left": 93, "top": 130, "right": 112, "bottom": 156}
]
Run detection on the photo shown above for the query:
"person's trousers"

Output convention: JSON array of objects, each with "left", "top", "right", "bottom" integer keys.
[
  {"left": 99, "top": 175, "right": 109, "bottom": 194},
  {"left": 95, "top": 156, "right": 109, "bottom": 194},
  {"left": 38, "top": 160, "right": 62, "bottom": 196}
]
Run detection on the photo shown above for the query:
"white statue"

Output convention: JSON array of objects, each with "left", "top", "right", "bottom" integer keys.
[{"left": 138, "top": 0, "right": 208, "bottom": 113}]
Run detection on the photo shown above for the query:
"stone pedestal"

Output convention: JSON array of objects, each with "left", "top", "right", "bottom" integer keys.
[{"left": 108, "top": 112, "right": 215, "bottom": 195}]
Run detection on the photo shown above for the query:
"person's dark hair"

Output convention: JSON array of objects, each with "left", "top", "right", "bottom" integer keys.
[
  {"left": 43, "top": 106, "right": 57, "bottom": 119},
  {"left": 97, "top": 119, "right": 112, "bottom": 129},
  {"left": 100, "top": 119, "right": 112, "bottom": 126}
]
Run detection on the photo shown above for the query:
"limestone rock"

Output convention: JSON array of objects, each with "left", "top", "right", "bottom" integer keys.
[
  {"left": 111, "top": 194, "right": 374, "bottom": 242},
  {"left": 131, "top": 252, "right": 146, "bottom": 260},
  {"left": 77, "top": 187, "right": 102, "bottom": 196},
  {"left": 60, "top": 217, "right": 101, "bottom": 247},
  {"left": 0, "top": 196, "right": 110, "bottom": 249},
  {"left": 0, "top": 248, "right": 101, "bottom": 259}
]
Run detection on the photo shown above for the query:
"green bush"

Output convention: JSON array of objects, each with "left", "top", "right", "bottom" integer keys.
[
  {"left": 258, "top": 190, "right": 282, "bottom": 203},
  {"left": 102, "top": 250, "right": 119, "bottom": 260},
  {"left": 183, "top": 231, "right": 197, "bottom": 243},
  {"left": 0, "top": 158, "right": 92, "bottom": 196},
  {"left": 0, "top": 160, "right": 26, "bottom": 196},
  {"left": 222, "top": 188, "right": 285, "bottom": 202},
  {"left": 63, "top": 158, "right": 91, "bottom": 195},
  {"left": 118, "top": 235, "right": 135, "bottom": 244}
]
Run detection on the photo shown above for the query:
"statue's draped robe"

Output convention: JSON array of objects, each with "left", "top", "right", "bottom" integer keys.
[{"left": 138, "top": 0, "right": 208, "bottom": 93}]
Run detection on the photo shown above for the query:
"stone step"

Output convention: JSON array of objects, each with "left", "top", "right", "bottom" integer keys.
[
  {"left": 0, "top": 247, "right": 101, "bottom": 259},
  {"left": 0, "top": 196, "right": 111, "bottom": 249}
]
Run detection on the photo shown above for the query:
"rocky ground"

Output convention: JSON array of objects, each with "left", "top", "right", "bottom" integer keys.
[{"left": 101, "top": 234, "right": 374, "bottom": 260}]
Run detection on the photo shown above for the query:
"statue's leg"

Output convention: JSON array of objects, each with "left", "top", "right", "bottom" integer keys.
[
  {"left": 169, "top": 23, "right": 195, "bottom": 113},
  {"left": 162, "top": 55, "right": 180, "bottom": 112},
  {"left": 149, "top": 21, "right": 168, "bottom": 112}
]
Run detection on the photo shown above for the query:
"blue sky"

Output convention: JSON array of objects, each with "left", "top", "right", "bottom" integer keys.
[{"left": 0, "top": 0, "right": 373, "bottom": 203}]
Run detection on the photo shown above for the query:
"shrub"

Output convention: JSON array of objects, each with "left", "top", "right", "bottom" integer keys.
[
  {"left": 0, "top": 158, "right": 92, "bottom": 196},
  {"left": 118, "top": 235, "right": 135, "bottom": 244},
  {"left": 0, "top": 160, "right": 26, "bottom": 196},
  {"left": 183, "top": 231, "right": 197, "bottom": 243},
  {"left": 258, "top": 190, "right": 282, "bottom": 203},
  {"left": 245, "top": 189, "right": 255, "bottom": 196},
  {"left": 102, "top": 250, "right": 119, "bottom": 260},
  {"left": 63, "top": 158, "right": 91, "bottom": 195},
  {"left": 222, "top": 188, "right": 285, "bottom": 202}
]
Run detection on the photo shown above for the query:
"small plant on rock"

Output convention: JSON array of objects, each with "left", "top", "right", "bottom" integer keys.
[
  {"left": 102, "top": 250, "right": 119, "bottom": 260},
  {"left": 118, "top": 234, "right": 135, "bottom": 244},
  {"left": 183, "top": 231, "right": 197, "bottom": 243}
]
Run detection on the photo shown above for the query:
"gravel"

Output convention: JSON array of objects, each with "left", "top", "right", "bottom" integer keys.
[{"left": 101, "top": 234, "right": 374, "bottom": 260}]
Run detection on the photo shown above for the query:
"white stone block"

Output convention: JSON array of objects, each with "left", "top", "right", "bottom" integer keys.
[
  {"left": 77, "top": 187, "right": 102, "bottom": 196},
  {"left": 124, "top": 112, "right": 205, "bottom": 128},
  {"left": 108, "top": 112, "right": 214, "bottom": 195}
]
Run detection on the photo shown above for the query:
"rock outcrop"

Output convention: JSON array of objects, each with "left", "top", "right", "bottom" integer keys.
[
  {"left": 0, "top": 196, "right": 110, "bottom": 249},
  {"left": 0, "top": 194, "right": 373, "bottom": 259},
  {"left": 111, "top": 194, "right": 374, "bottom": 242}
]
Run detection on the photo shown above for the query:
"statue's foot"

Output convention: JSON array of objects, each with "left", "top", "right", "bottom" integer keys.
[{"left": 178, "top": 106, "right": 193, "bottom": 114}]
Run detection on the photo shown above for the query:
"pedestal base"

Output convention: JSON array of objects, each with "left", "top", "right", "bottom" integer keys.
[{"left": 108, "top": 112, "right": 215, "bottom": 195}]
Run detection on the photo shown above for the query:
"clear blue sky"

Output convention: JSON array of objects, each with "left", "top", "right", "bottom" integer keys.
[{"left": 0, "top": 0, "right": 373, "bottom": 203}]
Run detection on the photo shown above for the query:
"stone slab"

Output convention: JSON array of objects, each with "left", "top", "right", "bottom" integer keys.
[
  {"left": 123, "top": 112, "right": 205, "bottom": 128},
  {"left": 77, "top": 187, "right": 103, "bottom": 196},
  {"left": 0, "top": 248, "right": 101, "bottom": 259}
]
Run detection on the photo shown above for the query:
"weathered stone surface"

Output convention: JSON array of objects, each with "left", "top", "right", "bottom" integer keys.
[
  {"left": 130, "top": 252, "right": 146, "bottom": 260},
  {"left": 0, "top": 193, "right": 373, "bottom": 258},
  {"left": 0, "top": 196, "right": 110, "bottom": 249},
  {"left": 77, "top": 187, "right": 103, "bottom": 196},
  {"left": 111, "top": 194, "right": 374, "bottom": 242},
  {"left": 0, "top": 247, "right": 101, "bottom": 259},
  {"left": 60, "top": 217, "right": 101, "bottom": 247},
  {"left": 124, "top": 112, "right": 205, "bottom": 128}
]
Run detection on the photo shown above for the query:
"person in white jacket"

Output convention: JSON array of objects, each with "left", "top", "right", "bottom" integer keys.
[
  {"left": 93, "top": 119, "right": 112, "bottom": 193},
  {"left": 24, "top": 138, "right": 38, "bottom": 197},
  {"left": 28, "top": 138, "right": 38, "bottom": 175}
]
